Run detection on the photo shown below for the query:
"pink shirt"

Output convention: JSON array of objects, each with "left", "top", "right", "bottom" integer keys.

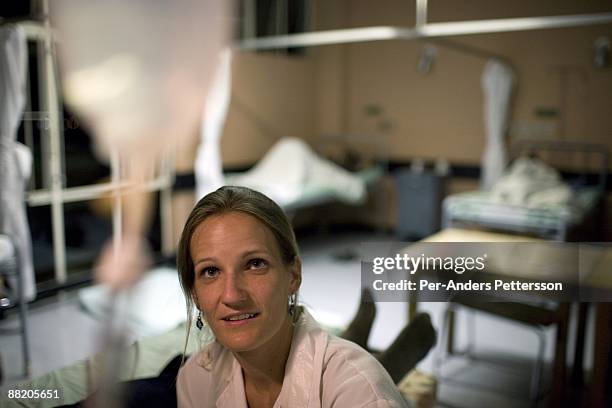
[{"left": 177, "top": 310, "right": 410, "bottom": 408}]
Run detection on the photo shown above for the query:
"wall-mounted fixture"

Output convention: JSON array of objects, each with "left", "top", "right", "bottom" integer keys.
[
  {"left": 417, "top": 44, "right": 437, "bottom": 74},
  {"left": 594, "top": 36, "right": 610, "bottom": 69}
]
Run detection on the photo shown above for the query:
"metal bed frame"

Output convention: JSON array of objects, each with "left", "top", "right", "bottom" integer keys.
[{"left": 0, "top": 235, "right": 31, "bottom": 380}]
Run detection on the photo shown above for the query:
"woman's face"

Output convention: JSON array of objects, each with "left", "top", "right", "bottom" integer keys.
[{"left": 190, "top": 211, "right": 301, "bottom": 352}]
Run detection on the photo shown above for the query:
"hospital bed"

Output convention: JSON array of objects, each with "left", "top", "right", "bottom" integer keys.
[
  {"left": 226, "top": 166, "right": 384, "bottom": 213},
  {"left": 223, "top": 136, "right": 386, "bottom": 216},
  {"left": 443, "top": 140, "right": 609, "bottom": 241}
]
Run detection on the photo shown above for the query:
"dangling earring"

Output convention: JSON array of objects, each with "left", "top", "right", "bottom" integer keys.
[
  {"left": 196, "top": 311, "right": 204, "bottom": 330},
  {"left": 288, "top": 293, "right": 297, "bottom": 317}
]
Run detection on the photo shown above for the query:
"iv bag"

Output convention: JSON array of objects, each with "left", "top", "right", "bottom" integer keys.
[{"left": 51, "top": 0, "right": 229, "bottom": 160}]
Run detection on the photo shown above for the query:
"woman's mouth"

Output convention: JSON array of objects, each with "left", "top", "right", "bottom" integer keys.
[{"left": 221, "top": 313, "right": 260, "bottom": 325}]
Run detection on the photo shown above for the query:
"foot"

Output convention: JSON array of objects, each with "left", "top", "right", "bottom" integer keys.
[{"left": 378, "top": 313, "right": 437, "bottom": 383}]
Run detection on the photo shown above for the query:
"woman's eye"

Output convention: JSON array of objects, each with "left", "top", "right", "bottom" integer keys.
[
  {"left": 248, "top": 258, "right": 267, "bottom": 270},
  {"left": 200, "top": 267, "right": 219, "bottom": 279}
]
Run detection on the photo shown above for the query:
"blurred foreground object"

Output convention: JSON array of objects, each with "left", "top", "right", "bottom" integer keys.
[
  {"left": 398, "top": 370, "right": 437, "bottom": 408},
  {"left": 49, "top": 1, "right": 230, "bottom": 404},
  {"left": 51, "top": 0, "right": 230, "bottom": 290},
  {"left": 52, "top": 0, "right": 229, "bottom": 160},
  {"left": 0, "top": 25, "right": 35, "bottom": 301}
]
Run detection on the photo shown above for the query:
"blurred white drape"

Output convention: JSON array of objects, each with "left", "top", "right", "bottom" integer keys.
[
  {"left": 229, "top": 137, "right": 366, "bottom": 207},
  {"left": 0, "top": 26, "right": 35, "bottom": 301},
  {"left": 481, "top": 59, "right": 515, "bottom": 191},
  {"left": 195, "top": 49, "right": 232, "bottom": 201}
]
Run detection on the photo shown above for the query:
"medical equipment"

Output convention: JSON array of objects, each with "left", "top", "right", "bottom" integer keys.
[{"left": 52, "top": 0, "right": 228, "bottom": 162}]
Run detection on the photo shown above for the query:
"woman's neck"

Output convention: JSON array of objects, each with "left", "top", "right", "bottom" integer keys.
[{"left": 234, "top": 317, "right": 295, "bottom": 390}]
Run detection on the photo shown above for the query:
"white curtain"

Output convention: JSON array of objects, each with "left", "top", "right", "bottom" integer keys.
[
  {"left": 195, "top": 49, "right": 232, "bottom": 201},
  {"left": 481, "top": 59, "right": 515, "bottom": 190},
  {"left": 0, "top": 26, "right": 35, "bottom": 301}
]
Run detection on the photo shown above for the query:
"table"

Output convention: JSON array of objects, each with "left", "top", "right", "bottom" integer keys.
[{"left": 404, "top": 228, "right": 612, "bottom": 407}]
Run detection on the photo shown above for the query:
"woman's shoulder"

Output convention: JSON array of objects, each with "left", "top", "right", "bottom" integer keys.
[
  {"left": 176, "top": 343, "right": 215, "bottom": 400},
  {"left": 321, "top": 336, "right": 410, "bottom": 407},
  {"left": 323, "top": 335, "right": 386, "bottom": 379},
  {"left": 179, "top": 341, "right": 221, "bottom": 371},
  {"left": 176, "top": 342, "right": 236, "bottom": 407}
]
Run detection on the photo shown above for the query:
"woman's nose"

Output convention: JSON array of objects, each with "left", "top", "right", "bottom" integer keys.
[{"left": 221, "top": 272, "right": 247, "bottom": 306}]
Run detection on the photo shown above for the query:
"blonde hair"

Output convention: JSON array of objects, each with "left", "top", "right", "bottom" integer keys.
[{"left": 177, "top": 186, "right": 300, "bottom": 353}]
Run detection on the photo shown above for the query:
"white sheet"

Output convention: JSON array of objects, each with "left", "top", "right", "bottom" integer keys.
[
  {"left": 491, "top": 156, "right": 571, "bottom": 207},
  {"left": 227, "top": 137, "right": 366, "bottom": 207},
  {"left": 78, "top": 267, "right": 187, "bottom": 338}
]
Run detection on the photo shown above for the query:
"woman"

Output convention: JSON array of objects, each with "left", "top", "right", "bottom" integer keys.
[{"left": 176, "top": 186, "right": 410, "bottom": 407}]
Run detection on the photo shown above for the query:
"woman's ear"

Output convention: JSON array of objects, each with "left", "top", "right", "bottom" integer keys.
[
  {"left": 288, "top": 256, "right": 302, "bottom": 294},
  {"left": 191, "top": 291, "right": 200, "bottom": 310}
]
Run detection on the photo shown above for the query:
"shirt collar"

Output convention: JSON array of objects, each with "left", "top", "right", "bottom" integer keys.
[
  {"left": 277, "top": 309, "right": 327, "bottom": 407},
  {"left": 198, "top": 309, "right": 328, "bottom": 408}
]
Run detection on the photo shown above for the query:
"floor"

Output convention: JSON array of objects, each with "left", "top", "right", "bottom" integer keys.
[{"left": 0, "top": 231, "right": 601, "bottom": 407}]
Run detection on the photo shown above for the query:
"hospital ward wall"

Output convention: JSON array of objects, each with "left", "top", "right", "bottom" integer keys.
[
  {"left": 311, "top": 0, "right": 612, "bottom": 239},
  {"left": 171, "top": 51, "right": 317, "bottom": 245},
  {"left": 221, "top": 52, "right": 317, "bottom": 166},
  {"left": 174, "top": 52, "right": 316, "bottom": 171}
]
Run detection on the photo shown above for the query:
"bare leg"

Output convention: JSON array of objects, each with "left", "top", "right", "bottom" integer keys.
[
  {"left": 341, "top": 288, "right": 377, "bottom": 350},
  {"left": 377, "top": 313, "right": 437, "bottom": 383},
  {"left": 340, "top": 290, "right": 437, "bottom": 384}
]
